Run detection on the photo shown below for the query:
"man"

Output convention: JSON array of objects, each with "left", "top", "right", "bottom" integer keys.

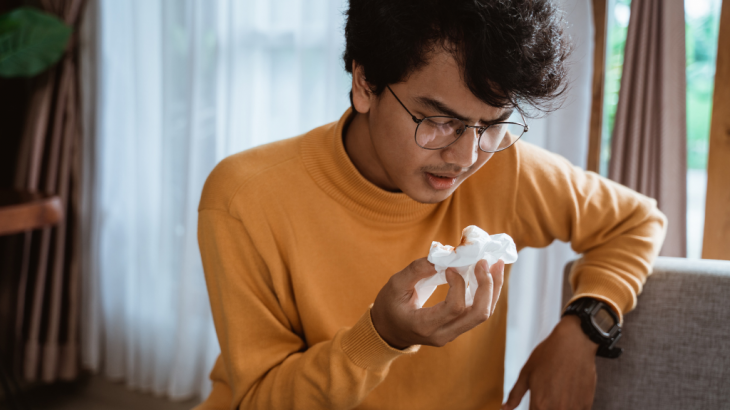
[{"left": 195, "top": 0, "right": 666, "bottom": 409}]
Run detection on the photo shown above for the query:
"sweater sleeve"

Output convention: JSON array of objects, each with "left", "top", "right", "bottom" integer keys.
[
  {"left": 194, "top": 209, "right": 417, "bottom": 410},
  {"left": 511, "top": 144, "right": 667, "bottom": 321}
]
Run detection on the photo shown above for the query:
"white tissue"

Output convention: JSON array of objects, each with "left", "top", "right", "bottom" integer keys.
[{"left": 414, "top": 225, "right": 518, "bottom": 308}]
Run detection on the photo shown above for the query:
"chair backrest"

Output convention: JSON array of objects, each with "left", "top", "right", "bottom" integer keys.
[{"left": 562, "top": 256, "right": 730, "bottom": 410}]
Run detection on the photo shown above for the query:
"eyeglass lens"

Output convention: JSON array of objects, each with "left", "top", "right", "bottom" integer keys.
[{"left": 416, "top": 117, "right": 525, "bottom": 152}]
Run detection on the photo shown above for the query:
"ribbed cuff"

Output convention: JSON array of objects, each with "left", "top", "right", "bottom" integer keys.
[
  {"left": 566, "top": 268, "right": 637, "bottom": 323},
  {"left": 340, "top": 307, "right": 420, "bottom": 370}
]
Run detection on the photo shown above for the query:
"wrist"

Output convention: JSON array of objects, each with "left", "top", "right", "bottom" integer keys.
[
  {"left": 370, "top": 303, "right": 411, "bottom": 350},
  {"left": 558, "top": 315, "right": 600, "bottom": 354},
  {"left": 342, "top": 308, "right": 418, "bottom": 369}
]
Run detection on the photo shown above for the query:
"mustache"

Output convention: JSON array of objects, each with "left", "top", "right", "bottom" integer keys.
[{"left": 421, "top": 165, "right": 471, "bottom": 175}]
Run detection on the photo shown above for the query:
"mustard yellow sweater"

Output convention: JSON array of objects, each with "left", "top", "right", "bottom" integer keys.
[{"left": 195, "top": 110, "right": 666, "bottom": 410}]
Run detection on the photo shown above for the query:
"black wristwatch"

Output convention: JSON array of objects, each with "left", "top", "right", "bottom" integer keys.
[{"left": 562, "top": 297, "right": 623, "bottom": 359}]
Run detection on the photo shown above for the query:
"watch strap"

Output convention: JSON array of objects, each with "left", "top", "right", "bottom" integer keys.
[{"left": 563, "top": 298, "right": 623, "bottom": 359}]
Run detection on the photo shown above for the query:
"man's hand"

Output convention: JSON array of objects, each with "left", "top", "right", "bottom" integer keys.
[
  {"left": 370, "top": 258, "right": 505, "bottom": 349},
  {"left": 502, "top": 315, "right": 599, "bottom": 410}
]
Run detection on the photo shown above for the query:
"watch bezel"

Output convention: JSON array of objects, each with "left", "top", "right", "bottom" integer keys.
[{"left": 588, "top": 303, "right": 620, "bottom": 338}]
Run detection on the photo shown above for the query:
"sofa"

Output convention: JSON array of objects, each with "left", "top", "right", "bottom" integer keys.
[{"left": 562, "top": 256, "right": 730, "bottom": 409}]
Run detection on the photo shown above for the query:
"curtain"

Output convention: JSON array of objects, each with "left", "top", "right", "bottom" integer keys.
[
  {"left": 608, "top": 0, "right": 687, "bottom": 257},
  {"left": 503, "top": 0, "right": 594, "bottom": 407},
  {"left": 80, "top": 0, "right": 351, "bottom": 400},
  {"left": 10, "top": 0, "right": 86, "bottom": 384}
]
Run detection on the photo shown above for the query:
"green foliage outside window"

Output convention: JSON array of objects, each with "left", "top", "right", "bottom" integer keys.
[
  {"left": 686, "top": 0, "right": 722, "bottom": 170},
  {"left": 600, "top": 0, "right": 631, "bottom": 176}
]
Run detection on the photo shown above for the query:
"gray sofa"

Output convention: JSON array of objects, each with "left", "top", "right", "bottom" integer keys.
[{"left": 562, "top": 256, "right": 730, "bottom": 410}]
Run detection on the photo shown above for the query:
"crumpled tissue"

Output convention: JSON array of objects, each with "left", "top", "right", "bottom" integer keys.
[{"left": 414, "top": 225, "right": 518, "bottom": 308}]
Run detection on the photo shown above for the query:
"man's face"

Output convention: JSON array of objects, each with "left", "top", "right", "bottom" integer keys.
[{"left": 363, "top": 51, "right": 513, "bottom": 204}]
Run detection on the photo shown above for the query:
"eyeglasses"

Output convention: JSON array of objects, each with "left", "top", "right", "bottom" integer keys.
[{"left": 387, "top": 85, "right": 528, "bottom": 153}]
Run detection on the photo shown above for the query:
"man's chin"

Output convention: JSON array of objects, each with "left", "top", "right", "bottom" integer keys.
[{"left": 402, "top": 184, "right": 458, "bottom": 204}]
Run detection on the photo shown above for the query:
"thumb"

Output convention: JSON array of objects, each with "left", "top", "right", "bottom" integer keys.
[
  {"left": 502, "top": 368, "right": 529, "bottom": 410},
  {"left": 399, "top": 258, "right": 436, "bottom": 288}
]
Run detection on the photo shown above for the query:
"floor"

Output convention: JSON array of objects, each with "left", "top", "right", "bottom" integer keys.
[{"left": 1, "top": 373, "right": 202, "bottom": 410}]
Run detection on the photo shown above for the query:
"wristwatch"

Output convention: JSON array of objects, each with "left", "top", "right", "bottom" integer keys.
[{"left": 562, "top": 297, "right": 623, "bottom": 358}]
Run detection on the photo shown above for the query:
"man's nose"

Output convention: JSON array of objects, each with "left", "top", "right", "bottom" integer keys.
[{"left": 441, "top": 127, "right": 479, "bottom": 169}]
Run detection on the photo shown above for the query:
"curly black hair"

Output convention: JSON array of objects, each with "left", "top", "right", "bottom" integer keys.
[{"left": 343, "top": 0, "right": 572, "bottom": 115}]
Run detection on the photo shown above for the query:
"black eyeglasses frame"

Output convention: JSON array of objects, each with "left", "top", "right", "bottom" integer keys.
[{"left": 386, "top": 85, "right": 529, "bottom": 153}]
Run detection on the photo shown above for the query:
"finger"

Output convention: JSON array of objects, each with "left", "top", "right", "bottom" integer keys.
[
  {"left": 489, "top": 259, "right": 505, "bottom": 315},
  {"left": 397, "top": 258, "right": 437, "bottom": 288},
  {"left": 470, "top": 259, "right": 494, "bottom": 318},
  {"left": 440, "top": 268, "right": 467, "bottom": 320},
  {"left": 414, "top": 268, "right": 466, "bottom": 334},
  {"left": 432, "top": 262, "right": 493, "bottom": 339},
  {"left": 502, "top": 368, "right": 529, "bottom": 410}
]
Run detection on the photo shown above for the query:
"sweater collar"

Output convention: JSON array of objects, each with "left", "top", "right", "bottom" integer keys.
[{"left": 301, "top": 109, "right": 440, "bottom": 223}]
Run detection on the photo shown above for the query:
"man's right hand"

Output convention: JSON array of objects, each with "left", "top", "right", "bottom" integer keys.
[{"left": 370, "top": 258, "right": 505, "bottom": 349}]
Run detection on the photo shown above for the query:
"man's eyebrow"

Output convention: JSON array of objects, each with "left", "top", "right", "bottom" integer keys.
[{"left": 414, "top": 96, "right": 515, "bottom": 124}]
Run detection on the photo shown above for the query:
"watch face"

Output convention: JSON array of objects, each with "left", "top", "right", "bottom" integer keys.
[{"left": 592, "top": 308, "right": 615, "bottom": 335}]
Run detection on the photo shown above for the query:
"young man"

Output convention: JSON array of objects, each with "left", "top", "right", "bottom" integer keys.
[{"left": 195, "top": 1, "right": 666, "bottom": 409}]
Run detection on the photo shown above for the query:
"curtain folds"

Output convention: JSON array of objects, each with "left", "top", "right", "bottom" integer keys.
[
  {"left": 608, "top": 0, "right": 687, "bottom": 257},
  {"left": 81, "top": 0, "right": 351, "bottom": 400},
  {"left": 11, "top": 0, "right": 86, "bottom": 383}
]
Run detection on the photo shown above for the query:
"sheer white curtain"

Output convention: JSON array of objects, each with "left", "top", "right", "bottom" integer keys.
[
  {"left": 503, "top": 0, "right": 594, "bottom": 407},
  {"left": 80, "top": 0, "right": 351, "bottom": 400}
]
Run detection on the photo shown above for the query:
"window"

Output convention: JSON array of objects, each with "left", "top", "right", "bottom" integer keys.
[
  {"left": 600, "top": 0, "right": 723, "bottom": 258},
  {"left": 600, "top": 0, "right": 631, "bottom": 177},
  {"left": 685, "top": 0, "right": 722, "bottom": 258}
]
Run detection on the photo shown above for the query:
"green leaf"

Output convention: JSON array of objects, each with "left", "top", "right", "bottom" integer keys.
[{"left": 0, "top": 7, "right": 72, "bottom": 78}]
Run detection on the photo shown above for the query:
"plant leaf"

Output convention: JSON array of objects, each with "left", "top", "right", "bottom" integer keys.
[{"left": 0, "top": 7, "right": 72, "bottom": 78}]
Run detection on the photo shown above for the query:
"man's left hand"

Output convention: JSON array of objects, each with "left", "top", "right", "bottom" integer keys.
[{"left": 502, "top": 315, "right": 599, "bottom": 410}]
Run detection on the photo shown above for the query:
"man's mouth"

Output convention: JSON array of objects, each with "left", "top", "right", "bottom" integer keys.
[{"left": 425, "top": 172, "right": 459, "bottom": 190}]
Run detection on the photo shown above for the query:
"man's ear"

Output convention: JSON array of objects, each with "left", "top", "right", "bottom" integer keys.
[{"left": 351, "top": 60, "right": 374, "bottom": 114}]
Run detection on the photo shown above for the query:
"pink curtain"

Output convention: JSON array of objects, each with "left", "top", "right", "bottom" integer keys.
[
  {"left": 12, "top": 0, "right": 86, "bottom": 383},
  {"left": 609, "top": 0, "right": 687, "bottom": 257}
]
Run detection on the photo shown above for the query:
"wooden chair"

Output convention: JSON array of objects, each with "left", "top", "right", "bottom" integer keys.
[
  {"left": 0, "top": 189, "right": 63, "bottom": 410},
  {"left": 0, "top": 190, "right": 63, "bottom": 236}
]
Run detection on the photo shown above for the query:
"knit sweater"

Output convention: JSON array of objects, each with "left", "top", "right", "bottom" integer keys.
[{"left": 195, "top": 109, "right": 666, "bottom": 410}]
